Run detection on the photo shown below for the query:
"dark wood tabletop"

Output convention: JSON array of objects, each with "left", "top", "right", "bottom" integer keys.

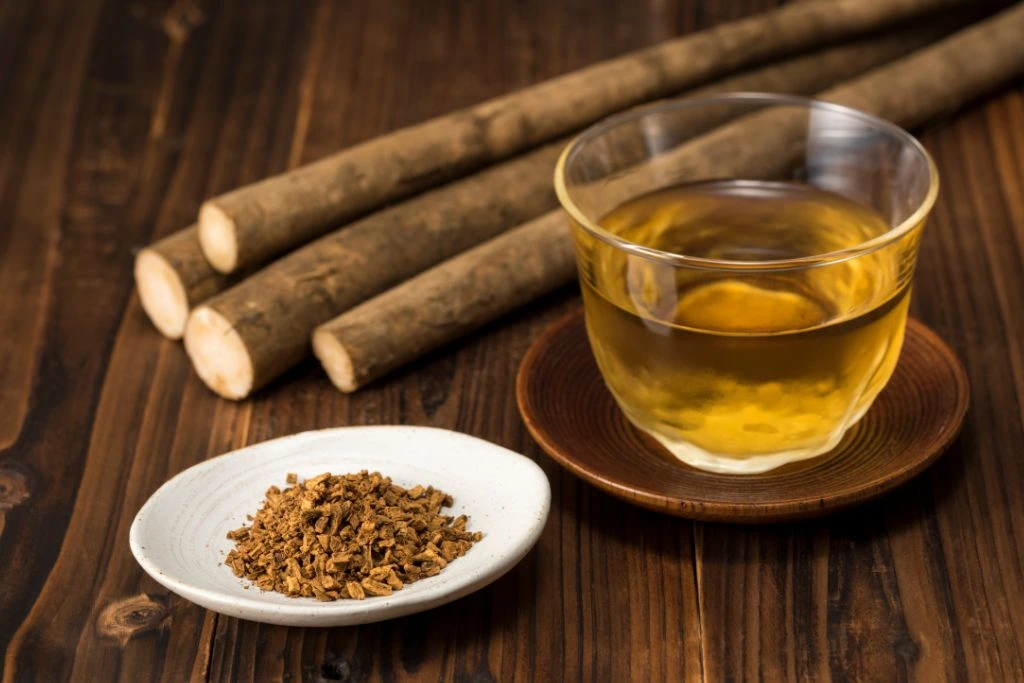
[{"left": 2, "top": 0, "right": 1023, "bottom": 681}]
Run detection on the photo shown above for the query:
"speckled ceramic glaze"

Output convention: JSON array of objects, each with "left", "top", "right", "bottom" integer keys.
[{"left": 130, "top": 426, "right": 550, "bottom": 626}]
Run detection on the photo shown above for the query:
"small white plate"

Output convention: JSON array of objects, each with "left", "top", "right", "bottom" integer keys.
[{"left": 130, "top": 426, "right": 550, "bottom": 627}]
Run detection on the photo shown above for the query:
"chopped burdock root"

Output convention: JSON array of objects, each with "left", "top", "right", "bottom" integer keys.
[{"left": 225, "top": 471, "right": 482, "bottom": 600}]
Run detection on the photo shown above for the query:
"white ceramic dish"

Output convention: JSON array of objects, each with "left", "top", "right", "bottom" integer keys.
[{"left": 130, "top": 426, "right": 550, "bottom": 627}]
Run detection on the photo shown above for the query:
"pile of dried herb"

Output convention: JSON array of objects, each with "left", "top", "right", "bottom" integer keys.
[{"left": 225, "top": 471, "right": 482, "bottom": 601}]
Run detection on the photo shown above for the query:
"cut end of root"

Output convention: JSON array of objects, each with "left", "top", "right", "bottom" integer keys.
[
  {"left": 135, "top": 249, "right": 190, "bottom": 339},
  {"left": 312, "top": 328, "right": 358, "bottom": 393},
  {"left": 198, "top": 202, "right": 239, "bottom": 274},
  {"left": 184, "top": 306, "right": 255, "bottom": 400}
]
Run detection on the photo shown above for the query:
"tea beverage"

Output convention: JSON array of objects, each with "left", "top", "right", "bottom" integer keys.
[
  {"left": 557, "top": 95, "right": 936, "bottom": 474},
  {"left": 579, "top": 180, "right": 917, "bottom": 472}
]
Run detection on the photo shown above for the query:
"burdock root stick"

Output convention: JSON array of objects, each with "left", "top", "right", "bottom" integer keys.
[
  {"left": 313, "top": 213, "right": 573, "bottom": 392},
  {"left": 181, "top": 25, "right": 950, "bottom": 398},
  {"left": 312, "top": 3, "right": 1024, "bottom": 392},
  {"left": 197, "top": 0, "right": 968, "bottom": 273},
  {"left": 185, "top": 142, "right": 563, "bottom": 399},
  {"left": 134, "top": 226, "right": 243, "bottom": 339},
  {"left": 135, "top": 21, "right": 949, "bottom": 339}
]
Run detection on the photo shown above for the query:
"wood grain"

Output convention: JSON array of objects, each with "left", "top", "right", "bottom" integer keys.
[
  {"left": 1, "top": 0, "right": 1022, "bottom": 681},
  {"left": 516, "top": 312, "right": 969, "bottom": 522},
  {"left": 0, "top": 0, "right": 104, "bottom": 450}
]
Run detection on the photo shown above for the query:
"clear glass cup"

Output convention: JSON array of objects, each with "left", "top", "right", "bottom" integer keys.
[{"left": 554, "top": 93, "right": 938, "bottom": 474}]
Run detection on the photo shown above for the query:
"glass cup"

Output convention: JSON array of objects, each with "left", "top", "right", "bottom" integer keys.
[{"left": 554, "top": 93, "right": 938, "bottom": 474}]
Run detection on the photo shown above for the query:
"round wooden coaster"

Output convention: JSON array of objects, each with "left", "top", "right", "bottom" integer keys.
[{"left": 516, "top": 309, "right": 969, "bottom": 523}]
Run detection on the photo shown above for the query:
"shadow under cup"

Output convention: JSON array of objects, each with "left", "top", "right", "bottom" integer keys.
[{"left": 554, "top": 93, "right": 939, "bottom": 475}]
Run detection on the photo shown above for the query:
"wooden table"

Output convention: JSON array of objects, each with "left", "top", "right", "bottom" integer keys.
[{"left": 2, "top": 1, "right": 1023, "bottom": 680}]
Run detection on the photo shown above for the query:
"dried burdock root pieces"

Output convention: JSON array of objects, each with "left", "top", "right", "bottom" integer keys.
[{"left": 225, "top": 471, "right": 482, "bottom": 601}]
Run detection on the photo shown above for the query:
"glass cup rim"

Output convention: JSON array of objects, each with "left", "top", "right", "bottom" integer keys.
[{"left": 553, "top": 92, "right": 939, "bottom": 272}]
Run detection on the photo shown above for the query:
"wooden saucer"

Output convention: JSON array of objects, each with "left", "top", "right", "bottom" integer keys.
[{"left": 516, "top": 309, "right": 969, "bottom": 523}]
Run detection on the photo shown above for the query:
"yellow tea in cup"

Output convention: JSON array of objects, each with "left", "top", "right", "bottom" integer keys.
[
  {"left": 583, "top": 180, "right": 912, "bottom": 471},
  {"left": 556, "top": 95, "right": 936, "bottom": 473}
]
